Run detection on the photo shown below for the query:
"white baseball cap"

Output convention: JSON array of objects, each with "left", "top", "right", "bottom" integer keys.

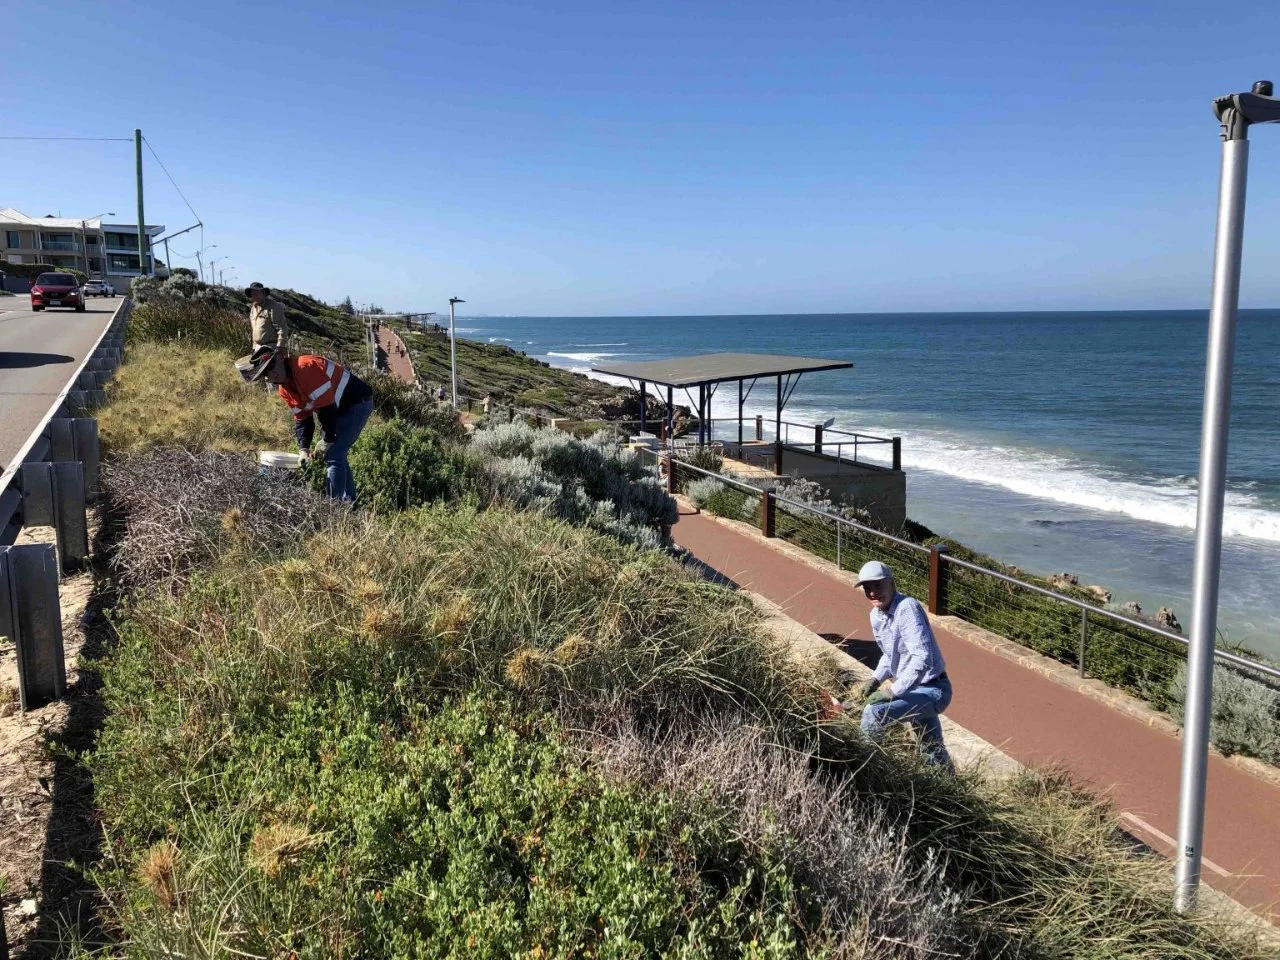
[{"left": 854, "top": 560, "right": 893, "bottom": 587}]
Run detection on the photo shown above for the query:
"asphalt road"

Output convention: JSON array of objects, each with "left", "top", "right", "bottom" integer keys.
[{"left": 0, "top": 296, "right": 118, "bottom": 469}]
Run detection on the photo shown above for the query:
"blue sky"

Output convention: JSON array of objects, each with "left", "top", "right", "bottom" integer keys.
[{"left": 3, "top": 0, "right": 1280, "bottom": 315}]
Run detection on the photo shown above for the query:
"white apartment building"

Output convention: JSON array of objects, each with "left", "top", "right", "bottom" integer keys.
[{"left": 0, "top": 207, "right": 164, "bottom": 289}]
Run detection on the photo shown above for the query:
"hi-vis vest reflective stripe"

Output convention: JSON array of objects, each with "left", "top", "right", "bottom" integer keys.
[{"left": 278, "top": 356, "right": 351, "bottom": 421}]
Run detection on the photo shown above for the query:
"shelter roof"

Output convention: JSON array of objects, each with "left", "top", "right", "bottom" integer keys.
[{"left": 592, "top": 352, "right": 852, "bottom": 388}]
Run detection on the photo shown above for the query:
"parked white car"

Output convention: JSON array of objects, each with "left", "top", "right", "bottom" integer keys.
[{"left": 83, "top": 279, "right": 115, "bottom": 297}]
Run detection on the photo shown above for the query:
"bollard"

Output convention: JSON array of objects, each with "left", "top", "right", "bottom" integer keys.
[
  {"left": 664, "top": 455, "right": 676, "bottom": 495},
  {"left": 773, "top": 440, "right": 783, "bottom": 476},
  {"left": 927, "top": 544, "right": 948, "bottom": 615},
  {"left": 761, "top": 488, "right": 776, "bottom": 538},
  {"left": 814, "top": 424, "right": 824, "bottom": 456},
  {"left": 0, "top": 544, "right": 67, "bottom": 709},
  {"left": 755, "top": 415, "right": 763, "bottom": 441}
]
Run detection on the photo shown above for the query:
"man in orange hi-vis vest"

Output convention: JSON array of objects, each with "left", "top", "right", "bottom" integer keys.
[{"left": 236, "top": 345, "right": 374, "bottom": 501}]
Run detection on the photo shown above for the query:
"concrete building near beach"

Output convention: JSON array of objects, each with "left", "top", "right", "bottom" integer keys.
[{"left": 0, "top": 207, "right": 164, "bottom": 289}]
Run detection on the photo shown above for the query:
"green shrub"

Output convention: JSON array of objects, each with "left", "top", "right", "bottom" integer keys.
[
  {"left": 1168, "top": 661, "right": 1280, "bottom": 764},
  {"left": 679, "top": 445, "right": 723, "bottom": 474},
  {"left": 312, "top": 417, "right": 468, "bottom": 512}
]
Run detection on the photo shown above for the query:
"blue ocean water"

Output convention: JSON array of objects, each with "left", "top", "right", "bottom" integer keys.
[{"left": 459, "top": 310, "right": 1280, "bottom": 656}]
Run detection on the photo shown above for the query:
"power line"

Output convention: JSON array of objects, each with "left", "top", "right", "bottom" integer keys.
[
  {"left": 142, "top": 136, "right": 201, "bottom": 224},
  {"left": 0, "top": 136, "right": 131, "bottom": 141}
]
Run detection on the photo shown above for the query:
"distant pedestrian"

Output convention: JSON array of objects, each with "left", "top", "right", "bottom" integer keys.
[
  {"left": 246, "top": 281, "right": 289, "bottom": 354},
  {"left": 235, "top": 346, "right": 373, "bottom": 502},
  {"left": 845, "top": 560, "right": 955, "bottom": 773},
  {"left": 436, "top": 385, "right": 446, "bottom": 403},
  {"left": 482, "top": 394, "right": 492, "bottom": 416}
]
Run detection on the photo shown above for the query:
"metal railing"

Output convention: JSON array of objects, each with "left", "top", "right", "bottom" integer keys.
[
  {"left": 1, "top": 298, "right": 130, "bottom": 713},
  {"left": 648, "top": 449, "right": 1280, "bottom": 691}
]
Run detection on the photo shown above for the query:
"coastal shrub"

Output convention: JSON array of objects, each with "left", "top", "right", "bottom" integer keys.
[
  {"left": 687, "top": 476, "right": 755, "bottom": 521},
  {"left": 685, "top": 476, "right": 724, "bottom": 508},
  {"left": 1167, "top": 661, "right": 1280, "bottom": 765},
  {"left": 470, "top": 422, "right": 677, "bottom": 548},
  {"left": 678, "top": 445, "right": 723, "bottom": 474},
  {"left": 318, "top": 417, "right": 468, "bottom": 513},
  {"left": 130, "top": 272, "right": 240, "bottom": 312}
]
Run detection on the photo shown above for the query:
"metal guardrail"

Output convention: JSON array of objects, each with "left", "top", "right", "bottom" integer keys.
[
  {"left": 1, "top": 298, "right": 130, "bottom": 713},
  {"left": 650, "top": 448, "right": 1280, "bottom": 685}
]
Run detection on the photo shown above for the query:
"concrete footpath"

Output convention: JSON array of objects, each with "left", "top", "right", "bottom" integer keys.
[{"left": 670, "top": 503, "right": 1280, "bottom": 920}]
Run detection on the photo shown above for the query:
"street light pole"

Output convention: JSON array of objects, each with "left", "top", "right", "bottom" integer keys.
[
  {"left": 448, "top": 297, "right": 465, "bottom": 409},
  {"left": 1175, "top": 80, "right": 1280, "bottom": 915}
]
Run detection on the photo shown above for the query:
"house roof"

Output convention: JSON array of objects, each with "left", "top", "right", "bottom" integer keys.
[
  {"left": 0, "top": 208, "right": 164, "bottom": 235},
  {"left": 592, "top": 352, "right": 852, "bottom": 388}
]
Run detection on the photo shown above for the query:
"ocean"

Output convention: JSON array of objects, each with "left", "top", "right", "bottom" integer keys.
[{"left": 459, "top": 310, "right": 1280, "bottom": 659}]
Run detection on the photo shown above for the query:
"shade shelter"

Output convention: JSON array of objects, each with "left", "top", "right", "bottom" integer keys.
[{"left": 592, "top": 352, "right": 853, "bottom": 452}]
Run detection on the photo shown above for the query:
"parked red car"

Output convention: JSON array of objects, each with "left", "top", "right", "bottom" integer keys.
[{"left": 30, "top": 273, "right": 85, "bottom": 312}]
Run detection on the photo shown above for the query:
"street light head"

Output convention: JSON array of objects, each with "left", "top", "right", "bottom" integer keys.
[
  {"left": 449, "top": 297, "right": 465, "bottom": 305},
  {"left": 1213, "top": 81, "right": 1280, "bottom": 138},
  {"left": 1254, "top": 80, "right": 1274, "bottom": 97}
]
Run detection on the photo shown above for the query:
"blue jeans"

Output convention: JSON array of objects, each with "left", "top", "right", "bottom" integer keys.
[
  {"left": 324, "top": 398, "right": 373, "bottom": 501},
  {"left": 860, "top": 675, "right": 955, "bottom": 773}
]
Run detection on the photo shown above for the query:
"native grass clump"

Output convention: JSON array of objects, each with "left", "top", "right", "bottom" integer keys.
[{"left": 470, "top": 421, "right": 679, "bottom": 549}]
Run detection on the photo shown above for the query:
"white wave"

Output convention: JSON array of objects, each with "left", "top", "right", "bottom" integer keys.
[
  {"left": 571, "top": 342, "right": 629, "bottom": 347},
  {"left": 547, "top": 351, "right": 621, "bottom": 363},
  {"left": 488, "top": 336, "right": 515, "bottom": 343}
]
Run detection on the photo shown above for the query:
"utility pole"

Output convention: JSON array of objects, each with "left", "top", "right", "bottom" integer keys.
[
  {"left": 448, "top": 297, "right": 465, "bottom": 409},
  {"left": 134, "top": 129, "right": 148, "bottom": 278},
  {"left": 1175, "top": 80, "right": 1280, "bottom": 914},
  {"left": 163, "top": 238, "right": 171, "bottom": 278}
]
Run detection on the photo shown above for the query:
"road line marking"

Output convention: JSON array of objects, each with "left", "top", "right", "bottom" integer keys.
[{"left": 1120, "top": 812, "right": 1231, "bottom": 876}]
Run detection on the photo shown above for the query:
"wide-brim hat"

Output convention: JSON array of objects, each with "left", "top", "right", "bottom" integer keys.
[
  {"left": 245, "top": 281, "right": 270, "bottom": 296},
  {"left": 235, "top": 344, "right": 277, "bottom": 383}
]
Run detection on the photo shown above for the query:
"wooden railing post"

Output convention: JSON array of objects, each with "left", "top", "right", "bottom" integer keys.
[
  {"left": 761, "top": 488, "right": 776, "bottom": 538},
  {"left": 755, "top": 415, "right": 763, "bottom": 441},
  {"left": 773, "top": 441, "right": 783, "bottom": 476},
  {"left": 927, "top": 545, "right": 947, "bottom": 615},
  {"left": 892, "top": 437, "right": 902, "bottom": 472},
  {"left": 664, "top": 455, "right": 676, "bottom": 495},
  {"left": 814, "top": 424, "right": 823, "bottom": 456}
]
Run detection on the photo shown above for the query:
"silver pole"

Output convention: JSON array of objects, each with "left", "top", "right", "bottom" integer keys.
[
  {"left": 1173, "top": 131, "right": 1250, "bottom": 914},
  {"left": 448, "top": 297, "right": 464, "bottom": 410}
]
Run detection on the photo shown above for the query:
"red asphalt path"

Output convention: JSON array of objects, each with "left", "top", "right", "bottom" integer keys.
[{"left": 671, "top": 506, "right": 1280, "bottom": 919}]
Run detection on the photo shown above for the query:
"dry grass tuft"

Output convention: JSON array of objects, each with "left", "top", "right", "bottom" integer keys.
[
  {"left": 431, "top": 593, "right": 476, "bottom": 639},
  {"left": 248, "top": 823, "right": 314, "bottom": 880},
  {"left": 137, "top": 840, "right": 180, "bottom": 910},
  {"left": 553, "top": 632, "right": 591, "bottom": 664},
  {"left": 505, "top": 647, "right": 547, "bottom": 690}
]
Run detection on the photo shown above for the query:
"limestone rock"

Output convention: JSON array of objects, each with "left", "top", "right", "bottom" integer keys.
[
  {"left": 1121, "top": 600, "right": 1142, "bottom": 617},
  {"left": 1155, "top": 606, "right": 1183, "bottom": 633},
  {"left": 1049, "top": 572, "right": 1079, "bottom": 588},
  {"left": 1086, "top": 585, "right": 1112, "bottom": 604}
]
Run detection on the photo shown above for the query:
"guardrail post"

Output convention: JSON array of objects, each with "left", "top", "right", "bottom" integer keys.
[
  {"left": 664, "top": 455, "right": 676, "bottom": 494},
  {"left": 761, "top": 488, "right": 776, "bottom": 538},
  {"left": 892, "top": 437, "right": 902, "bottom": 472},
  {"left": 755, "top": 415, "right": 763, "bottom": 441},
  {"left": 73, "top": 419, "right": 101, "bottom": 499},
  {"left": 1078, "top": 607, "right": 1088, "bottom": 679},
  {"left": 1, "top": 544, "right": 66, "bottom": 709},
  {"left": 927, "top": 544, "right": 948, "bottom": 615},
  {"left": 51, "top": 461, "right": 88, "bottom": 571},
  {"left": 814, "top": 424, "right": 823, "bottom": 456}
]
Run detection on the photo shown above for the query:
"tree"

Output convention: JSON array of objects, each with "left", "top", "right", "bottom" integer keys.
[{"left": 338, "top": 295, "right": 355, "bottom": 315}]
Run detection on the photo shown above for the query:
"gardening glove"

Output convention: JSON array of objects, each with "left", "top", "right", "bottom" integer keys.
[
  {"left": 865, "top": 688, "right": 891, "bottom": 706},
  {"left": 857, "top": 678, "right": 881, "bottom": 699},
  {"left": 298, "top": 447, "right": 311, "bottom": 463}
]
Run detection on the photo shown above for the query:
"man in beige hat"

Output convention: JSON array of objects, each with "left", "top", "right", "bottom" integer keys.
[{"left": 246, "top": 281, "right": 289, "bottom": 354}]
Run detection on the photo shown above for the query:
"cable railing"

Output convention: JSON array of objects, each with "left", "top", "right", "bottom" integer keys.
[{"left": 643, "top": 447, "right": 1280, "bottom": 692}]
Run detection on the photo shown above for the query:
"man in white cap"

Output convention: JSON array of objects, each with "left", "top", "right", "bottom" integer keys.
[{"left": 848, "top": 560, "right": 954, "bottom": 772}]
